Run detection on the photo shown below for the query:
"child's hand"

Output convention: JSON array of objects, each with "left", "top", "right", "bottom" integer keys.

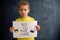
[
  {"left": 9, "top": 27, "right": 14, "bottom": 33},
  {"left": 35, "top": 25, "right": 40, "bottom": 30}
]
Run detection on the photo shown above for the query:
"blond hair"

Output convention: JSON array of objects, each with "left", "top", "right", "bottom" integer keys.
[{"left": 18, "top": 1, "right": 30, "bottom": 10}]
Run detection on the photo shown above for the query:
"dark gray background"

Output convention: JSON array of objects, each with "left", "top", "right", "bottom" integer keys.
[{"left": 0, "top": 0, "right": 60, "bottom": 40}]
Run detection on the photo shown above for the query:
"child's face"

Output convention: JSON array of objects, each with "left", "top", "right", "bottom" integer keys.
[{"left": 18, "top": 5, "right": 30, "bottom": 18}]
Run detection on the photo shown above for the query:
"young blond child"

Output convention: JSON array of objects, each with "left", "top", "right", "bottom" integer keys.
[{"left": 9, "top": 1, "right": 40, "bottom": 40}]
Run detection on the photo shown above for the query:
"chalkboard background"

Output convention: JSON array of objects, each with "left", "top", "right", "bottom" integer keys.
[{"left": 0, "top": 0, "right": 60, "bottom": 40}]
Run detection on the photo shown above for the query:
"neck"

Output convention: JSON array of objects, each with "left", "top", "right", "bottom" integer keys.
[{"left": 21, "top": 16, "right": 28, "bottom": 18}]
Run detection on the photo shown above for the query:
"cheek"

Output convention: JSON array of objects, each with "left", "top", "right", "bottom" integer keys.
[
  {"left": 18, "top": 11, "right": 22, "bottom": 14},
  {"left": 27, "top": 10, "right": 30, "bottom": 13},
  {"left": 25, "top": 11, "right": 29, "bottom": 14}
]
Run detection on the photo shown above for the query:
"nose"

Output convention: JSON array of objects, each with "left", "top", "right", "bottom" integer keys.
[{"left": 22, "top": 10, "right": 25, "bottom": 13}]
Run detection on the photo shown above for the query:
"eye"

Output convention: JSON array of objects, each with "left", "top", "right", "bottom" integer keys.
[
  {"left": 20, "top": 9, "right": 23, "bottom": 11},
  {"left": 24, "top": 9, "right": 27, "bottom": 11}
]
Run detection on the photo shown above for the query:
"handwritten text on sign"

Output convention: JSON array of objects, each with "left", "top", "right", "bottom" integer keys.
[{"left": 13, "top": 21, "right": 37, "bottom": 38}]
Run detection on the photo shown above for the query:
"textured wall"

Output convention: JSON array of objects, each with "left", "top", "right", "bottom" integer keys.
[{"left": 0, "top": 0, "right": 60, "bottom": 40}]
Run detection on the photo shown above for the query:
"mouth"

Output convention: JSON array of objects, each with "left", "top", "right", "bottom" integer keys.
[{"left": 22, "top": 14, "right": 25, "bottom": 16}]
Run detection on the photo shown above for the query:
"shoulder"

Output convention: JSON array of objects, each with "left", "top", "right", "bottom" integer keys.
[
  {"left": 15, "top": 18, "right": 21, "bottom": 21},
  {"left": 29, "top": 16, "right": 35, "bottom": 21}
]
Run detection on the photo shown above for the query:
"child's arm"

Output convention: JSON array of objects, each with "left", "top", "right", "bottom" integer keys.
[{"left": 9, "top": 27, "right": 14, "bottom": 33}]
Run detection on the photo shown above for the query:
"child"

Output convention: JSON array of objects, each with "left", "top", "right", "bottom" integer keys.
[{"left": 9, "top": 1, "right": 40, "bottom": 40}]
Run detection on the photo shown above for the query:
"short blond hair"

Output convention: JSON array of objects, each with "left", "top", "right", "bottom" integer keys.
[{"left": 18, "top": 1, "right": 30, "bottom": 10}]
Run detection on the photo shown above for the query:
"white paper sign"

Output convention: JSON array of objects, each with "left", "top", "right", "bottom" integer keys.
[{"left": 13, "top": 21, "right": 37, "bottom": 38}]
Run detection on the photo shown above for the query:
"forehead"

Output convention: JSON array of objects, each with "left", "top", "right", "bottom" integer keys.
[{"left": 19, "top": 5, "right": 29, "bottom": 9}]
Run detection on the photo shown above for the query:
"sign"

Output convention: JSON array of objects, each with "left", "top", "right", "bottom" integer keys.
[{"left": 13, "top": 21, "right": 37, "bottom": 38}]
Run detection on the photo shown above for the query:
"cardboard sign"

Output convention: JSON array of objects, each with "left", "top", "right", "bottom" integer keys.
[{"left": 13, "top": 21, "right": 37, "bottom": 38}]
